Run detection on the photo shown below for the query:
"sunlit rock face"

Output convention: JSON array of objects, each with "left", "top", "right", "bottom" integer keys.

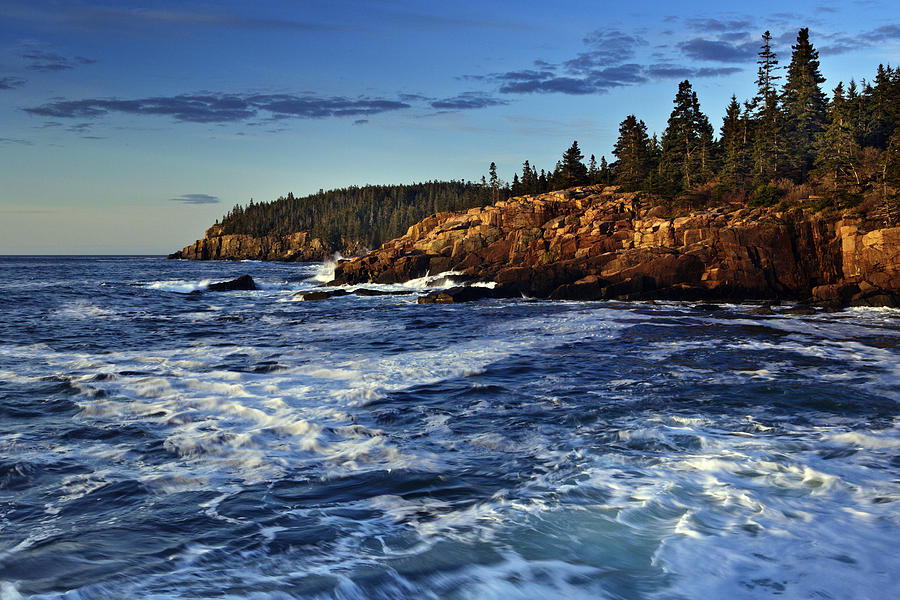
[{"left": 332, "top": 185, "right": 900, "bottom": 307}]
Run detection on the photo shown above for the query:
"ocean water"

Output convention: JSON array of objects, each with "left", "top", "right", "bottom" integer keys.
[{"left": 1, "top": 256, "right": 898, "bottom": 599}]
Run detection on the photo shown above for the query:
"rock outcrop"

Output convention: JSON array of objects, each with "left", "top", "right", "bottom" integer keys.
[
  {"left": 169, "top": 225, "right": 367, "bottom": 262},
  {"left": 331, "top": 186, "right": 900, "bottom": 307},
  {"left": 207, "top": 275, "right": 257, "bottom": 292}
]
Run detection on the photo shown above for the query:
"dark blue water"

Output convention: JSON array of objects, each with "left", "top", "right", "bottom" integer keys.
[{"left": 1, "top": 257, "right": 898, "bottom": 599}]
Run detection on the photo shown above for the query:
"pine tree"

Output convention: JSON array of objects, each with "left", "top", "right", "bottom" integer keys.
[
  {"left": 599, "top": 155, "right": 610, "bottom": 185},
  {"left": 660, "top": 80, "right": 713, "bottom": 192},
  {"left": 588, "top": 154, "right": 599, "bottom": 184},
  {"left": 489, "top": 162, "right": 499, "bottom": 202},
  {"left": 720, "top": 95, "right": 750, "bottom": 186},
  {"left": 815, "top": 82, "right": 862, "bottom": 186},
  {"left": 752, "top": 30, "right": 783, "bottom": 182},
  {"left": 612, "top": 115, "right": 652, "bottom": 189},
  {"left": 560, "top": 140, "right": 589, "bottom": 187},
  {"left": 521, "top": 160, "right": 536, "bottom": 194},
  {"left": 781, "top": 27, "right": 827, "bottom": 180}
]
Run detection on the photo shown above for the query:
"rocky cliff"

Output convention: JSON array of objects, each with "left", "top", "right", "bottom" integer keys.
[
  {"left": 169, "top": 225, "right": 367, "bottom": 262},
  {"left": 331, "top": 185, "right": 900, "bottom": 307}
]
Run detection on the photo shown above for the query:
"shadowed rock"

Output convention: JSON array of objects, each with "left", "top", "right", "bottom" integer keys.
[
  {"left": 295, "top": 289, "right": 351, "bottom": 301},
  {"left": 417, "top": 286, "right": 504, "bottom": 304},
  {"left": 207, "top": 275, "right": 257, "bottom": 291}
]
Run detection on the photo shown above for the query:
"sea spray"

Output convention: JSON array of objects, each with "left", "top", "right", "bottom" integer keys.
[{"left": 311, "top": 253, "right": 344, "bottom": 283}]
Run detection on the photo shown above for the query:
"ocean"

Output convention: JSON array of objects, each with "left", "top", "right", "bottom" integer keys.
[{"left": 1, "top": 256, "right": 898, "bottom": 599}]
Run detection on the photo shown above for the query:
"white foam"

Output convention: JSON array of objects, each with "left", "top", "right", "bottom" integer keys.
[
  {"left": 310, "top": 253, "right": 343, "bottom": 283},
  {"left": 0, "top": 581, "right": 24, "bottom": 600},
  {"left": 145, "top": 278, "right": 213, "bottom": 293}
]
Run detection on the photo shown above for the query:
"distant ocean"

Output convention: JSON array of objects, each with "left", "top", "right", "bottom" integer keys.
[{"left": 1, "top": 256, "right": 898, "bottom": 599}]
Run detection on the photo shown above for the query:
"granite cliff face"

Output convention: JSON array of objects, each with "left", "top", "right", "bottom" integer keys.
[
  {"left": 331, "top": 185, "right": 900, "bottom": 307},
  {"left": 169, "top": 225, "right": 366, "bottom": 262}
]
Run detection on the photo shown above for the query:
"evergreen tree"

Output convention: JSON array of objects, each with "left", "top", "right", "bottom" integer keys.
[
  {"left": 521, "top": 160, "right": 536, "bottom": 194},
  {"left": 599, "top": 155, "right": 610, "bottom": 185},
  {"left": 660, "top": 80, "right": 713, "bottom": 192},
  {"left": 866, "top": 65, "right": 900, "bottom": 149},
  {"left": 588, "top": 154, "right": 599, "bottom": 184},
  {"left": 559, "top": 140, "right": 589, "bottom": 187},
  {"left": 612, "top": 115, "right": 652, "bottom": 189},
  {"left": 489, "top": 162, "right": 500, "bottom": 202},
  {"left": 781, "top": 27, "right": 827, "bottom": 179},
  {"left": 815, "top": 82, "right": 862, "bottom": 186},
  {"left": 720, "top": 95, "right": 752, "bottom": 186},
  {"left": 752, "top": 30, "right": 783, "bottom": 182}
]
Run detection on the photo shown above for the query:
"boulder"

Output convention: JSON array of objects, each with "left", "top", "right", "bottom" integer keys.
[
  {"left": 295, "top": 289, "right": 350, "bottom": 301},
  {"left": 417, "top": 286, "right": 501, "bottom": 304},
  {"left": 207, "top": 275, "right": 257, "bottom": 292}
]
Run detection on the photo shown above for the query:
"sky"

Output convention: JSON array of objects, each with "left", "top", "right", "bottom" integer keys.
[{"left": 1, "top": 0, "right": 898, "bottom": 254}]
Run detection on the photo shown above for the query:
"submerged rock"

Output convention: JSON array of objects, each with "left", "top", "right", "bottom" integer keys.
[
  {"left": 207, "top": 275, "right": 257, "bottom": 292},
  {"left": 295, "top": 289, "right": 351, "bottom": 301},
  {"left": 352, "top": 288, "right": 413, "bottom": 297},
  {"left": 417, "top": 286, "right": 503, "bottom": 304}
]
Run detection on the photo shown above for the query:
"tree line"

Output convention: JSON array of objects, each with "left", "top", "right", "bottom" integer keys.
[
  {"left": 216, "top": 181, "right": 499, "bottom": 248},
  {"left": 604, "top": 28, "right": 899, "bottom": 221}
]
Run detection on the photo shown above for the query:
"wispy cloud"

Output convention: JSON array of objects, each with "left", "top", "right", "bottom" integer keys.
[
  {"left": 679, "top": 38, "right": 758, "bottom": 63},
  {"left": 21, "top": 50, "right": 97, "bottom": 72},
  {"left": 169, "top": 194, "right": 220, "bottom": 205},
  {"left": 0, "top": 137, "right": 32, "bottom": 145},
  {"left": 471, "top": 23, "right": 752, "bottom": 97},
  {"left": 0, "top": 76, "right": 27, "bottom": 90},
  {"left": 24, "top": 92, "right": 413, "bottom": 123},
  {"left": 430, "top": 92, "right": 509, "bottom": 110}
]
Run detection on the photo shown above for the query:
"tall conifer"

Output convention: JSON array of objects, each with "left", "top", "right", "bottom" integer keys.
[{"left": 781, "top": 27, "right": 827, "bottom": 179}]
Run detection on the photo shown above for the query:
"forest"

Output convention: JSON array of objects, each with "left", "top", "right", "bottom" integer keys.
[{"left": 215, "top": 27, "right": 900, "bottom": 246}]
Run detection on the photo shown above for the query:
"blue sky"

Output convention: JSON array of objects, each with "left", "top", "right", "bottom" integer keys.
[{"left": 1, "top": 0, "right": 898, "bottom": 254}]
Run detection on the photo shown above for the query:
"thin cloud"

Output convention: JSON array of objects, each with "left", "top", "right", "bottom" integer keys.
[
  {"left": 353, "top": 119, "right": 369, "bottom": 125},
  {"left": 0, "top": 76, "right": 27, "bottom": 90},
  {"left": 22, "top": 50, "right": 97, "bottom": 72},
  {"left": 430, "top": 92, "right": 509, "bottom": 110},
  {"left": 685, "top": 18, "right": 754, "bottom": 32},
  {"left": 169, "top": 194, "right": 220, "bottom": 205},
  {"left": 0, "top": 137, "right": 33, "bottom": 145},
  {"left": 868, "top": 24, "right": 900, "bottom": 41},
  {"left": 24, "top": 92, "right": 412, "bottom": 123},
  {"left": 679, "top": 38, "right": 758, "bottom": 63}
]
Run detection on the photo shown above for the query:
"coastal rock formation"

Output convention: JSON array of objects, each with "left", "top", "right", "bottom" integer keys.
[
  {"left": 169, "top": 225, "right": 367, "bottom": 262},
  {"left": 331, "top": 185, "right": 900, "bottom": 307}
]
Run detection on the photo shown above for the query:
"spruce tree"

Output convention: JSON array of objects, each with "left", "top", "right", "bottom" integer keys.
[
  {"left": 489, "top": 162, "right": 499, "bottom": 202},
  {"left": 660, "top": 80, "right": 713, "bottom": 192},
  {"left": 752, "top": 30, "right": 782, "bottom": 182},
  {"left": 560, "top": 140, "right": 589, "bottom": 187},
  {"left": 815, "top": 82, "right": 862, "bottom": 186},
  {"left": 781, "top": 27, "right": 827, "bottom": 180},
  {"left": 612, "top": 115, "right": 652, "bottom": 190},
  {"left": 599, "top": 155, "right": 610, "bottom": 185},
  {"left": 720, "top": 95, "right": 750, "bottom": 186},
  {"left": 588, "top": 154, "right": 599, "bottom": 184}
]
